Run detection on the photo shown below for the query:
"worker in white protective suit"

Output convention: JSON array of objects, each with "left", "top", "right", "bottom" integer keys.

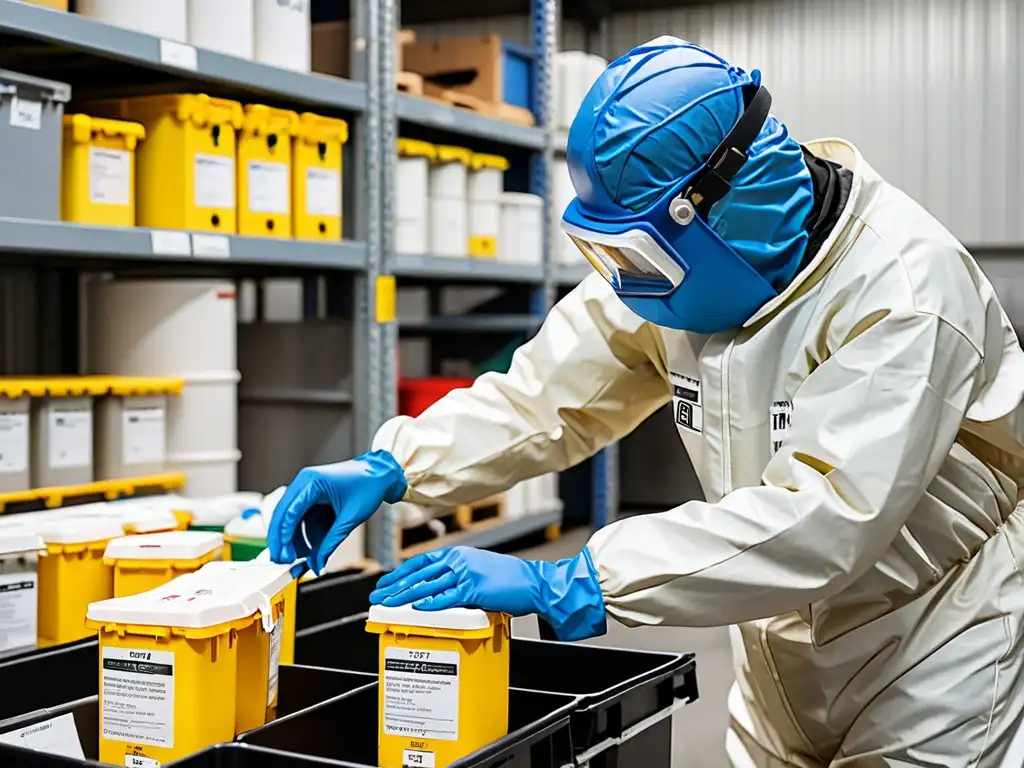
[{"left": 268, "top": 38, "right": 1024, "bottom": 766}]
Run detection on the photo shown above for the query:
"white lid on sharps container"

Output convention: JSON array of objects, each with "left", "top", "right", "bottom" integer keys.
[
  {"left": 0, "top": 526, "right": 46, "bottom": 557},
  {"left": 104, "top": 530, "right": 225, "bottom": 561},
  {"left": 113, "top": 507, "right": 181, "bottom": 534},
  {"left": 86, "top": 560, "right": 294, "bottom": 631},
  {"left": 39, "top": 517, "right": 126, "bottom": 545},
  {"left": 367, "top": 604, "right": 493, "bottom": 631}
]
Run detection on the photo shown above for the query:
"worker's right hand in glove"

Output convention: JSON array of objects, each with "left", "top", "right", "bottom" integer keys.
[
  {"left": 267, "top": 450, "right": 407, "bottom": 575},
  {"left": 368, "top": 545, "right": 608, "bottom": 642}
]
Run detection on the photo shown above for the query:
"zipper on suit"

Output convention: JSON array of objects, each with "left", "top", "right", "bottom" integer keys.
[{"left": 720, "top": 339, "right": 735, "bottom": 495}]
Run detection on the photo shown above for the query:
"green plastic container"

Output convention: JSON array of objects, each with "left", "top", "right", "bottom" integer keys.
[{"left": 226, "top": 537, "right": 265, "bottom": 561}]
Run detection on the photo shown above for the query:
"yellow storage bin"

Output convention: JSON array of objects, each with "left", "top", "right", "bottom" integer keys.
[
  {"left": 366, "top": 605, "right": 510, "bottom": 768},
  {"left": 81, "top": 94, "right": 243, "bottom": 233},
  {"left": 61, "top": 115, "right": 145, "bottom": 227},
  {"left": 86, "top": 561, "right": 294, "bottom": 765},
  {"left": 238, "top": 104, "right": 299, "bottom": 238},
  {"left": 292, "top": 112, "right": 348, "bottom": 241},
  {"left": 37, "top": 517, "right": 124, "bottom": 647},
  {"left": 104, "top": 530, "right": 225, "bottom": 598}
]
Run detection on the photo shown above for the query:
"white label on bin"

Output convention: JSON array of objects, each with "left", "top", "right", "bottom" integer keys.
[
  {"left": 125, "top": 756, "right": 160, "bottom": 768},
  {"left": 159, "top": 39, "right": 198, "bottom": 72},
  {"left": 0, "top": 570, "right": 36, "bottom": 653},
  {"left": 48, "top": 409, "right": 92, "bottom": 469},
  {"left": 403, "top": 749, "right": 436, "bottom": 767},
  {"left": 123, "top": 407, "right": 166, "bottom": 466},
  {"left": 9, "top": 97, "right": 41, "bottom": 131},
  {"left": 383, "top": 647, "right": 460, "bottom": 741},
  {"left": 306, "top": 167, "right": 341, "bottom": 217},
  {"left": 89, "top": 147, "right": 131, "bottom": 206},
  {"left": 101, "top": 647, "right": 175, "bottom": 748},
  {"left": 267, "top": 617, "right": 283, "bottom": 706},
  {"left": 0, "top": 411, "right": 28, "bottom": 474},
  {"left": 0, "top": 712, "right": 85, "bottom": 759},
  {"left": 248, "top": 160, "right": 289, "bottom": 214},
  {"left": 194, "top": 153, "right": 235, "bottom": 210}
]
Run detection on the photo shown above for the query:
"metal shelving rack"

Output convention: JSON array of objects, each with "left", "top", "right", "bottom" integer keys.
[{"left": 0, "top": 0, "right": 617, "bottom": 568}]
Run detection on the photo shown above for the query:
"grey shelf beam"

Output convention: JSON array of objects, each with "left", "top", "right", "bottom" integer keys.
[
  {"left": 554, "top": 263, "right": 592, "bottom": 285},
  {"left": 399, "top": 314, "right": 543, "bottom": 333},
  {"left": 239, "top": 388, "right": 354, "bottom": 406},
  {"left": 0, "top": 218, "right": 368, "bottom": 270},
  {"left": 397, "top": 94, "right": 546, "bottom": 149},
  {"left": 553, "top": 130, "right": 568, "bottom": 155},
  {"left": 422, "top": 508, "right": 562, "bottom": 554},
  {"left": 0, "top": 0, "right": 367, "bottom": 112},
  {"left": 394, "top": 254, "right": 544, "bottom": 282}
]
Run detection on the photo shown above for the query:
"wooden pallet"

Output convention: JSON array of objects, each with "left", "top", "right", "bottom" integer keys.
[
  {"left": 420, "top": 83, "right": 536, "bottom": 127},
  {"left": 395, "top": 71, "right": 423, "bottom": 95},
  {"left": 400, "top": 494, "right": 506, "bottom": 555}
]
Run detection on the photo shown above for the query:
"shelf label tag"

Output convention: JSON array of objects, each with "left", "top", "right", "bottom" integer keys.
[
  {"left": 149, "top": 230, "right": 191, "bottom": 256},
  {"left": 192, "top": 234, "right": 231, "bottom": 258},
  {"left": 159, "top": 39, "right": 198, "bottom": 71}
]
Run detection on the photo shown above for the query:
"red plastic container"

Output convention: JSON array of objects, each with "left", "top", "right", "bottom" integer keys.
[{"left": 399, "top": 377, "right": 475, "bottom": 417}]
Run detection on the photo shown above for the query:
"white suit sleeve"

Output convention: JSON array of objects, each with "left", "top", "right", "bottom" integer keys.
[
  {"left": 372, "top": 275, "right": 670, "bottom": 507},
  {"left": 587, "top": 310, "right": 982, "bottom": 628}
]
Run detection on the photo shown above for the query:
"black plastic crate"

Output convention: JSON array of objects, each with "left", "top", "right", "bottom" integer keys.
[
  {"left": 171, "top": 743, "right": 369, "bottom": 767},
  {"left": 239, "top": 683, "right": 578, "bottom": 768},
  {"left": 0, "top": 666, "right": 376, "bottom": 765},
  {"left": 296, "top": 614, "right": 698, "bottom": 767},
  {"left": 0, "top": 639, "right": 97, "bottom": 721},
  {"left": 296, "top": 570, "right": 381, "bottom": 631}
]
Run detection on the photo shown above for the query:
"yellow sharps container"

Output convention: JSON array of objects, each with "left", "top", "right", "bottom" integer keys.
[
  {"left": 292, "top": 112, "right": 348, "bottom": 241},
  {"left": 37, "top": 517, "right": 125, "bottom": 647},
  {"left": 87, "top": 561, "right": 295, "bottom": 765},
  {"left": 366, "top": 605, "right": 510, "bottom": 768},
  {"left": 104, "top": 530, "right": 225, "bottom": 598},
  {"left": 238, "top": 104, "right": 298, "bottom": 238}
]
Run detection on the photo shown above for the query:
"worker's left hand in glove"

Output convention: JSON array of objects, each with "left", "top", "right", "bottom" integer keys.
[{"left": 368, "top": 546, "right": 608, "bottom": 642}]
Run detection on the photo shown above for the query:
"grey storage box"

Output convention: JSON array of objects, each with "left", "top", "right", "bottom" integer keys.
[
  {"left": 31, "top": 396, "right": 93, "bottom": 487},
  {"left": 0, "top": 69, "right": 70, "bottom": 220},
  {"left": 94, "top": 394, "right": 168, "bottom": 480},
  {"left": 0, "top": 396, "right": 30, "bottom": 494}
]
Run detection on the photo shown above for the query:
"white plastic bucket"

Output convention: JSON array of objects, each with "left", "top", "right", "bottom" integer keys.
[
  {"left": 428, "top": 161, "right": 468, "bottom": 200},
  {"left": 87, "top": 280, "right": 241, "bottom": 496},
  {"left": 396, "top": 155, "right": 430, "bottom": 255},
  {"left": 188, "top": 0, "right": 254, "bottom": 59},
  {"left": 254, "top": 0, "right": 310, "bottom": 73},
  {"left": 556, "top": 51, "right": 608, "bottom": 131},
  {"left": 77, "top": 0, "right": 187, "bottom": 41},
  {"left": 499, "top": 193, "right": 543, "bottom": 265},
  {"left": 551, "top": 161, "right": 583, "bottom": 265},
  {"left": 430, "top": 197, "right": 468, "bottom": 257}
]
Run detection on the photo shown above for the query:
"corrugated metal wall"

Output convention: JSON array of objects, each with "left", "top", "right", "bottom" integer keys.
[
  {"left": 410, "top": 15, "right": 586, "bottom": 55},
  {"left": 600, "top": 0, "right": 1022, "bottom": 246}
]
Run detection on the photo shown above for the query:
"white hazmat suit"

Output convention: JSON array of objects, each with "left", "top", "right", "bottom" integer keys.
[{"left": 373, "top": 139, "right": 1024, "bottom": 766}]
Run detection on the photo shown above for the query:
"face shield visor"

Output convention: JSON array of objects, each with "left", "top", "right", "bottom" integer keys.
[{"left": 560, "top": 85, "right": 779, "bottom": 333}]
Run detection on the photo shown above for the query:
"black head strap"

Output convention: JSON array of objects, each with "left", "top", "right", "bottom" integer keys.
[{"left": 683, "top": 84, "right": 772, "bottom": 219}]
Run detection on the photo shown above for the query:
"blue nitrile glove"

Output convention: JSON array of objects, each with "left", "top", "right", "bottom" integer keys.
[
  {"left": 267, "top": 450, "right": 407, "bottom": 575},
  {"left": 369, "top": 546, "right": 607, "bottom": 642}
]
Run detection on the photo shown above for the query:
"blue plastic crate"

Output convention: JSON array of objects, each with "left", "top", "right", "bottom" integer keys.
[{"left": 501, "top": 40, "right": 534, "bottom": 111}]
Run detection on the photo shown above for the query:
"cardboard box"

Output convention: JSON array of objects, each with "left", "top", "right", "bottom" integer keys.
[
  {"left": 26, "top": 0, "right": 68, "bottom": 9},
  {"left": 312, "top": 22, "right": 414, "bottom": 80},
  {"left": 403, "top": 34, "right": 528, "bottom": 107}
]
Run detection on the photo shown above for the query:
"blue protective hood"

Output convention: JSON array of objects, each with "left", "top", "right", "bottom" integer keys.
[{"left": 566, "top": 37, "right": 813, "bottom": 292}]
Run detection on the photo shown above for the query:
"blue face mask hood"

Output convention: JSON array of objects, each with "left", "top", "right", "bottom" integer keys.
[{"left": 563, "top": 38, "right": 814, "bottom": 333}]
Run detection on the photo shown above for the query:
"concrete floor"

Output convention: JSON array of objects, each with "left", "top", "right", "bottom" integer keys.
[{"left": 515, "top": 527, "right": 733, "bottom": 768}]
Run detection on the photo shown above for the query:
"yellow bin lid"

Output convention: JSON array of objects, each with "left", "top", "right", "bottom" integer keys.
[
  {"left": 397, "top": 138, "right": 436, "bottom": 160},
  {"left": 434, "top": 145, "right": 472, "bottom": 165},
  {"left": 471, "top": 153, "right": 509, "bottom": 172},
  {"left": 296, "top": 112, "right": 349, "bottom": 144},
  {"left": 63, "top": 114, "right": 146, "bottom": 149},
  {"left": 241, "top": 103, "right": 299, "bottom": 136}
]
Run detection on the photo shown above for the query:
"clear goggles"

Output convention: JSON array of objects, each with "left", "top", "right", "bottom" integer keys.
[{"left": 561, "top": 222, "right": 687, "bottom": 297}]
